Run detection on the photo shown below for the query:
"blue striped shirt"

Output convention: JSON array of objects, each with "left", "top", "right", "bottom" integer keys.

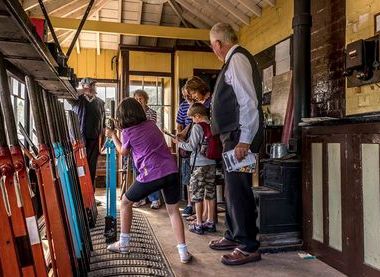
[{"left": 176, "top": 100, "right": 192, "bottom": 127}]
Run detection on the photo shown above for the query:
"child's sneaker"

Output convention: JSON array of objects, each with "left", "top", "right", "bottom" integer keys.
[
  {"left": 189, "top": 223, "right": 204, "bottom": 235},
  {"left": 107, "top": 241, "right": 129, "bottom": 254},
  {"left": 150, "top": 200, "right": 161, "bottom": 209},
  {"left": 181, "top": 205, "right": 193, "bottom": 217},
  {"left": 180, "top": 251, "right": 193, "bottom": 264},
  {"left": 203, "top": 221, "right": 216, "bottom": 233}
]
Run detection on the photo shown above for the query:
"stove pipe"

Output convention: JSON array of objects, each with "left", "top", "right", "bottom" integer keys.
[{"left": 292, "top": 0, "right": 312, "bottom": 142}]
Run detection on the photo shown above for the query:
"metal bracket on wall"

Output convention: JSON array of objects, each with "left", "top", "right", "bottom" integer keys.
[{"left": 345, "top": 37, "right": 380, "bottom": 88}]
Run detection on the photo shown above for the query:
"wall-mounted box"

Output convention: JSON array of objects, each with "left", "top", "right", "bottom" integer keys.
[
  {"left": 346, "top": 37, "right": 380, "bottom": 87},
  {"left": 346, "top": 40, "right": 364, "bottom": 70}
]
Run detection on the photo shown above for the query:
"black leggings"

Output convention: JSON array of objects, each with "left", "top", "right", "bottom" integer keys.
[{"left": 125, "top": 173, "right": 180, "bottom": 205}]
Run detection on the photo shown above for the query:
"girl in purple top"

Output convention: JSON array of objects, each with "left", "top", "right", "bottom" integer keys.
[{"left": 106, "top": 98, "right": 192, "bottom": 263}]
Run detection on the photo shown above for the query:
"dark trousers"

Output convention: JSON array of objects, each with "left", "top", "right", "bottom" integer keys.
[
  {"left": 86, "top": 139, "right": 99, "bottom": 187},
  {"left": 220, "top": 130, "right": 259, "bottom": 252}
]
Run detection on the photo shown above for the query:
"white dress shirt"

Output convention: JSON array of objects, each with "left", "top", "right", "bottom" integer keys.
[{"left": 224, "top": 44, "right": 260, "bottom": 145}]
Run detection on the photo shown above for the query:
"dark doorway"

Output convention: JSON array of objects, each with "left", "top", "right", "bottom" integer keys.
[{"left": 193, "top": 68, "right": 220, "bottom": 93}]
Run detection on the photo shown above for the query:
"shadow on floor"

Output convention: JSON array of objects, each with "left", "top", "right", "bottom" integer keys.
[{"left": 95, "top": 189, "right": 345, "bottom": 277}]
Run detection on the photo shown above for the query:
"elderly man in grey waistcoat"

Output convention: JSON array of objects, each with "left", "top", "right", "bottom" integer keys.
[{"left": 208, "top": 23, "right": 264, "bottom": 266}]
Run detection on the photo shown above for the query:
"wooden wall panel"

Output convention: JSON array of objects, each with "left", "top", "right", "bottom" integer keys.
[
  {"left": 175, "top": 51, "right": 221, "bottom": 79},
  {"left": 327, "top": 143, "right": 342, "bottom": 251},
  {"left": 129, "top": 51, "right": 171, "bottom": 73},
  {"left": 66, "top": 48, "right": 118, "bottom": 79},
  {"left": 312, "top": 143, "right": 324, "bottom": 243},
  {"left": 361, "top": 144, "right": 380, "bottom": 270},
  {"left": 303, "top": 122, "right": 380, "bottom": 276},
  {"left": 239, "top": 0, "right": 293, "bottom": 54}
]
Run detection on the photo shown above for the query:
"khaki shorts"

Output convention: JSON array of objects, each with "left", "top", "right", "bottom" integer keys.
[{"left": 190, "top": 165, "right": 216, "bottom": 202}]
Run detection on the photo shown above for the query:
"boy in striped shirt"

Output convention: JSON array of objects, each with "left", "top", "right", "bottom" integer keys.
[{"left": 176, "top": 87, "right": 194, "bottom": 217}]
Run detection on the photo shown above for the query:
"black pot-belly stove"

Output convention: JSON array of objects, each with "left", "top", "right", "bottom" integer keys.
[{"left": 253, "top": 159, "right": 303, "bottom": 252}]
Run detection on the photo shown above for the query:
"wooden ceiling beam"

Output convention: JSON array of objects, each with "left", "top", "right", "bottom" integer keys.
[
  {"left": 96, "top": 10, "right": 100, "bottom": 55},
  {"left": 118, "top": 0, "right": 122, "bottom": 45},
  {"left": 49, "top": 0, "right": 80, "bottom": 15},
  {"left": 48, "top": 16, "right": 210, "bottom": 40},
  {"left": 176, "top": 0, "right": 215, "bottom": 27},
  {"left": 50, "top": 0, "right": 90, "bottom": 17},
  {"left": 54, "top": 0, "right": 111, "bottom": 46},
  {"left": 192, "top": 0, "right": 240, "bottom": 32},
  {"left": 168, "top": 0, "right": 190, "bottom": 28},
  {"left": 211, "top": 0, "right": 250, "bottom": 25},
  {"left": 166, "top": 1, "right": 181, "bottom": 48},
  {"left": 22, "top": 0, "right": 48, "bottom": 11},
  {"left": 237, "top": 0, "right": 262, "bottom": 17},
  {"left": 167, "top": 0, "right": 201, "bottom": 48},
  {"left": 263, "top": 0, "right": 276, "bottom": 7},
  {"left": 153, "top": 3, "right": 165, "bottom": 46},
  {"left": 60, "top": 31, "right": 74, "bottom": 45},
  {"left": 76, "top": 39, "right": 81, "bottom": 54},
  {"left": 27, "top": 0, "right": 76, "bottom": 16},
  {"left": 182, "top": 11, "right": 209, "bottom": 29},
  {"left": 136, "top": 0, "right": 143, "bottom": 46},
  {"left": 167, "top": 0, "right": 209, "bottom": 30},
  {"left": 66, "top": 0, "right": 109, "bottom": 20}
]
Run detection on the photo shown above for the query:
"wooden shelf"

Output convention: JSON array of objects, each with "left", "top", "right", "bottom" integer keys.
[{"left": 0, "top": 0, "right": 78, "bottom": 98}]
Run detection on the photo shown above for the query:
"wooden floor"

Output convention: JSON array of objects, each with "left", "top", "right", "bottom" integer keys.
[{"left": 95, "top": 189, "right": 345, "bottom": 277}]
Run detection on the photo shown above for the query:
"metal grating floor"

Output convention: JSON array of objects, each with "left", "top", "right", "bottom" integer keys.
[{"left": 88, "top": 208, "right": 174, "bottom": 277}]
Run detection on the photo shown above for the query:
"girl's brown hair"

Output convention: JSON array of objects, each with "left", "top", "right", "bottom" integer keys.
[
  {"left": 184, "top": 76, "right": 209, "bottom": 96},
  {"left": 116, "top": 97, "right": 147, "bottom": 129}
]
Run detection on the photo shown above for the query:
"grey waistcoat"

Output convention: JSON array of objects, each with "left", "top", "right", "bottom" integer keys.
[{"left": 211, "top": 46, "right": 263, "bottom": 153}]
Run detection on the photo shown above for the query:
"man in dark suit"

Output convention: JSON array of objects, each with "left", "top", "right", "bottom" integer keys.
[{"left": 68, "top": 78, "right": 105, "bottom": 187}]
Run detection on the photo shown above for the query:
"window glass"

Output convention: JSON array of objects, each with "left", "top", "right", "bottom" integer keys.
[
  {"left": 17, "top": 98, "right": 25, "bottom": 127},
  {"left": 96, "top": 84, "right": 117, "bottom": 116},
  {"left": 30, "top": 115, "right": 38, "bottom": 147},
  {"left": 20, "top": 83, "right": 25, "bottom": 99},
  {"left": 63, "top": 100, "right": 72, "bottom": 111},
  {"left": 129, "top": 76, "right": 172, "bottom": 134},
  {"left": 10, "top": 77, "right": 26, "bottom": 143},
  {"left": 97, "top": 86, "right": 106, "bottom": 101},
  {"left": 12, "top": 78, "right": 18, "bottom": 96}
]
